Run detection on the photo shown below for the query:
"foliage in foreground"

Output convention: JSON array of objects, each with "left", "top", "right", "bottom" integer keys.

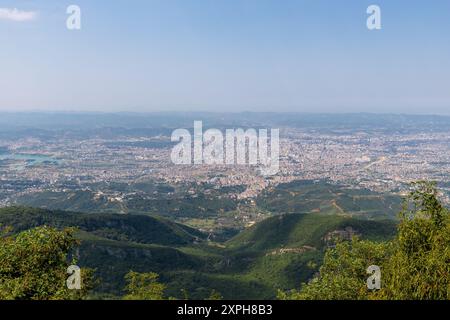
[
  {"left": 123, "top": 271, "right": 166, "bottom": 300},
  {"left": 280, "top": 181, "right": 450, "bottom": 300},
  {"left": 0, "top": 226, "right": 93, "bottom": 300},
  {"left": 1, "top": 181, "right": 448, "bottom": 300},
  {"left": 122, "top": 270, "right": 225, "bottom": 300}
]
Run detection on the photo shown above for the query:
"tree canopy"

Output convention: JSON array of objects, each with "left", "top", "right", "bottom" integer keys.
[
  {"left": 0, "top": 226, "right": 92, "bottom": 300},
  {"left": 123, "top": 271, "right": 166, "bottom": 300}
]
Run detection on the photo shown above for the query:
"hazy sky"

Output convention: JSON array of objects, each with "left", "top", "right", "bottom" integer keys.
[{"left": 1, "top": 0, "right": 450, "bottom": 114}]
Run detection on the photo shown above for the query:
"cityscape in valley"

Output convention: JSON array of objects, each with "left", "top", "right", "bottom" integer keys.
[
  {"left": 1, "top": 112, "right": 449, "bottom": 299},
  {"left": 1, "top": 113, "right": 449, "bottom": 229}
]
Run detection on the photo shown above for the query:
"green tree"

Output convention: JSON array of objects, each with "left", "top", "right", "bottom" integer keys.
[
  {"left": 280, "top": 181, "right": 450, "bottom": 300},
  {"left": 0, "top": 226, "right": 93, "bottom": 300},
  {"left": 278, "top": 239, "right": 389, "bottom": 300},
  {"left": 206, "top": 289, "right": 223, "bottom": 300},
  {"left": 123, "top": 271, "right": 166, "bottom": 300},
  {"left": 378, "top": 181, "right": 450, "bottom": 299}
]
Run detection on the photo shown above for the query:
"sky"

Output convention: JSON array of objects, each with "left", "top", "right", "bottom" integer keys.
[{"left": 0, "top": 0, "right": 450, "bottom": 114}]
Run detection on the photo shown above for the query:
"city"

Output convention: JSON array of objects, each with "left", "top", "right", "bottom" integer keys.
[{"left": 1, "top": 113, "right": 449, "bottom": 232}]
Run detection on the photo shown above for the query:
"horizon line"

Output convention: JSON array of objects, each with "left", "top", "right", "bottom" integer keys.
[{"left": 1, "top": 110, "right": 450, "bottom": 117}]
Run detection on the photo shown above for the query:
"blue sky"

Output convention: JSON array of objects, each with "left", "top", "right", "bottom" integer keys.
[{"left": 1, "top": 0, "right": 450, "bottom": 114}]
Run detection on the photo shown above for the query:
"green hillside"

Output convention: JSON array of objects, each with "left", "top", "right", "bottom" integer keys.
[
  {"left": 0, "top": 206, "right": 397, "bottom": 299},
  {"left": 14, "top": 190, "right": 125, "bottom": 213},
  {"left": 257, "top": 180, "right": 402, "bottom": 218},
  {"left": 0, "top": 206, "right": 205, "bottom": 246},
  {"left": 227, "top": 213, "right": 397, "bottom": 251},
  {"left": 223, "top": 213, "right": 397, "bottom": 294},
  {"left": 14, "top": 188, "right": 239, "bottom": 218}
]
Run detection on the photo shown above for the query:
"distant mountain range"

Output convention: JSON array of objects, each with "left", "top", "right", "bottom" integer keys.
[{"left": 1, "top": 112, "right": 450, "bottom": 139}]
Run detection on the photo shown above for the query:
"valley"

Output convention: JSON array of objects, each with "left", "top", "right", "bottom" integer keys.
[
  {"left": 0, "top": 206, "right": 397, "bottom": 299},
  {"left": 0, "top": 112, "right": 448, "bottom": 300}
]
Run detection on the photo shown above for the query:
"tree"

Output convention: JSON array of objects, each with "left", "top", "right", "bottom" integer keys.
[
  {"left": 280, "top": 181, "right": 450, "bottom": 300},
  {"left": 378, "top": 181, "right": 450, "bottom": 299},
  {"left": 0, "top": 226, "right": 93, "bottom": 300},
  {"left": 123, "top": 271, "right": 166, "bottom": 300},
  {"left": 278, "top": 239, "right": 389, "bottom": 300},
  {"left": 206, "top": 289, "right": 223, "bottom": 300}
]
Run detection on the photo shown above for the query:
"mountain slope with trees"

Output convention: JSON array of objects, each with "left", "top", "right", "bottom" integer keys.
[
  {"left": 0, "top": 204, "right": 398, "bottom": 299},
  {"left": 280, "top": 181, "right": 450, "bottom": 300}
]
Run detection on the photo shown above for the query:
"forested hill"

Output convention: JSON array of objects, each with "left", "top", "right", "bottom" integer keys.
[
  {"left": 0, "top": 206, "right": 398, "bottom": 299},
  {"left": 227, "top": 213, "right": 397, "bottom": 251},
  {"left": 0, "top": 206, "right": 206, "bottom": 246}
]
